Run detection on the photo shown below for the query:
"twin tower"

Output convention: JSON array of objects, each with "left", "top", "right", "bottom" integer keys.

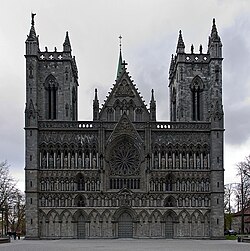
[{"left": 25, "top": 14, "right": 224, "bottom": 239}]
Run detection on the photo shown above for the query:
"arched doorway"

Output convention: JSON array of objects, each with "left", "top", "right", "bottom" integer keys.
[
  {"left": 165, "top": 215, "right": 174, "bottom": 239},
  {"left": 118, "top": 212, "right": 133, "bottom": 238},
  {"left": 77, "top": 215, "right": 86, "bottom": 239}
]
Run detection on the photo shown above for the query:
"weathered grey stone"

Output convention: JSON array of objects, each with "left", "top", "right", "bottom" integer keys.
[{"left": 24, "top": 17, "right": 224, "bottom": 239}]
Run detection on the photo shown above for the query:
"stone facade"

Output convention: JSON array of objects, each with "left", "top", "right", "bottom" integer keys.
[{"left": 25, "top": 15, "right": 224, "bottom": 239}]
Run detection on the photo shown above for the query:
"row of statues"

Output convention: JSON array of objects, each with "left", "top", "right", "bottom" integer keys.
[
  {"left": 39, "top": 194, "right": 210, "bottom": 208},
  {"left": 41, "top": 152, "right": 98, "bottom": 169},
  {"left": 40, "top": 178, "right": 101, "bottom": 192},
  {"left": 152, "top": 153, "right": 209, "bottom": 169}
]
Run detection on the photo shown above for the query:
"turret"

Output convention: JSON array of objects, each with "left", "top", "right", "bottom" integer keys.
[
  {"left": 93, "top": 88, "right": 99, "bottom": 121},
  {"left": 25, "top": 13, "right": 39, "bottom": 55},
  {"left": 208, "top": 18, "right": 222, "bottom": 58},
  {"left": 150, "top": 89, "right": 156, "bottom": 121}
]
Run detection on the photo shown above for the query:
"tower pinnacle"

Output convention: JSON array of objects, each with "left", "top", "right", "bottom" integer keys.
[
  {"left": 63, "top": 31, "right": 72, "bottom": 52},
  {"left": 27, "top": 13, "right": 37, "bottom": 41},
  {"left": 176, "top": 30, "right": 185, "bottom": 53}
]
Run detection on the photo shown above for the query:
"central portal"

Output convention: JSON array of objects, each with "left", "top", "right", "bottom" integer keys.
[{"left": 118, "top": 212, "right": 133, "bottom": 238}]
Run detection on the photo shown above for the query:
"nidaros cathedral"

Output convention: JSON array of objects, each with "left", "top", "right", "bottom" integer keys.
[{"left": 25, "top": 15, "right": 224, "bottom": 239}]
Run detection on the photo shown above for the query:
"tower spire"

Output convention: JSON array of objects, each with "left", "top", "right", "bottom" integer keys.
[
  {"left": 26, "top": 13, "right": 39, "bottom": 55},
  {"left": 116, "top": 35, "right": 123, "bottom": 79},
  {"left": 27, "top": 13, "right": 37, "bottom": 41},
  {"left": 63, "top": 31, "right": 72, "bottom": 52},
  {"left": 176, "top": 30, "right": 185, "bottom": 53},
  {"left": 208, "top": 18, "right": 222, "bottom": 58},
  {"left": 210, "top": 18, "right": 221, "bottom": 42}
]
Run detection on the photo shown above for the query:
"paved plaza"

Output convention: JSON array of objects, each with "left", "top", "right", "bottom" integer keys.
[{"left": 0, "top": 239, "right": 249, "bottom": 251}]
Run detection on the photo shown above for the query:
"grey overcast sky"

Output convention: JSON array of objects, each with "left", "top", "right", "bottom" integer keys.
[{"left": 0, "top": 0, "right": 250, "bottom": 191}]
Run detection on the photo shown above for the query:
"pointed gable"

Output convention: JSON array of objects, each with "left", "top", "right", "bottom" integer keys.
[
  {"left": 99, "top": 65, "right": 150, "bottom": 122},
  {"left": 107, "top": 112, "right": 143, "bottom": 144}
]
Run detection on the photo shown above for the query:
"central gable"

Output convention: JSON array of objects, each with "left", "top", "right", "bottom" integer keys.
[{"left": 99, "top": 67, "right": 150, "bottom": 122}]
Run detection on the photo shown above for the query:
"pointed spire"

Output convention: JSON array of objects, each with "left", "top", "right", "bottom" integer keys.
[
  {"left": 176, "top": 30, "right": 185, "bottom": 53},
  {"left": 151, "top": 89, "right": 155, "bottom": 102},
  {"left": 93, "top": 88, "right": 99, "bottom": 121},
  {"left": 26, "top": 13, "right": 39, "bottom": 55},
  {"left": 63, "top": 31, "right": 72, "bottom": 52},
  {"left": 94, "top": 88, "right": 98, "bottom": 102},
  {"left": 150, "top": 89, "right": 156, "bottom": 121},
  {"left": 116, "top": 35, "right": 123, "bottom": 79},
  {"left": 27, "top": 13, "right": 37, "bottom": 41},
  {"left": 210, "top": 18, "right": 220, "bottom": 42},
  {"left": 208, "top": 18, "right": 222, "bottom": 57}
]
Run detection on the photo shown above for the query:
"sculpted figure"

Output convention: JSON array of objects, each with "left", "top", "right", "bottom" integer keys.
[
  {"left": 49, "top": 155, "right": 54, "bottom": 168},
  {"left": 78, "top": 155, "right": 82, "bottom": 168},
  {"left": 42, "top": 155, "right": 46, "bottom": 168},
  {"left": 182, "top": 155, "right": 187, "bottom": 168},
  {"left": 161, "top": 156, "right": 166, "bottom": 169},
  {"left": 85, "top": 156, "right": 90, "bottom": 168}
]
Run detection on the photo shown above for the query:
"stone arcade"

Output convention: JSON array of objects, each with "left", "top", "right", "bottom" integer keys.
[{"left": 25, "top": 15, "right": 224, "bottom": 239}]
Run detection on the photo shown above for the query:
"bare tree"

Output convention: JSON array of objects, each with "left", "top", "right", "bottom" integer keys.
[
  {"left": 0, "top": 161, "right": 18, "bottom": 208},
  {"left": 8, "top": 191, "right": 25, "bottom": 236},
  {"left": 0, "top": 161, "right": 25, "bottom": 236},
  {"left": 236, "top": 159, "right": 250, "bottom": 234}
]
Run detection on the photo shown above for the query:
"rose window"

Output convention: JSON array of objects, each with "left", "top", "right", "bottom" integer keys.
[{"left": 109, "top": 140, "right": 140, "bottom": 175}]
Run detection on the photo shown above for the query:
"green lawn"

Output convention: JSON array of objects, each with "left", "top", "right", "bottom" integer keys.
[{"left": 225, "top": 235, "right": 237, "bottom": 240}]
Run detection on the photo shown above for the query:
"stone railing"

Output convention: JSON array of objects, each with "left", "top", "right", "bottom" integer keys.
[
  {"left": 152, "top": 122, "right": 210, "bottom": 130},
  {"left": 39, "top": 121, "right": 210, "bottom": 131},
  {"left": 39, "top": 121, "right": 98, "bottom": 129}
]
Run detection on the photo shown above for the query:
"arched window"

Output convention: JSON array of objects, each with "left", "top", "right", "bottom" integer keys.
[
  {"left": 135, "top": 107, "right": 143, "bottom": 122},
  {"left": 75, "top": 195, "right": 86, "bottom": 207},
  {"left": 191, "top": 76, "right": 203, "bottom": 121},
  {"left": 107, "top": 107, "right": 114, "bottom": 121},
  {"left": 164, "top": 196, "right": 176, "bottom": 207},
  {"left": 45, "top": 75, "right": 58, "bottom": 119}
]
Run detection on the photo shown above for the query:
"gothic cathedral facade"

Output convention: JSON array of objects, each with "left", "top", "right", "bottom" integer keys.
[{"left": 25, "top": 16, "right": 224, "bottom": 239}]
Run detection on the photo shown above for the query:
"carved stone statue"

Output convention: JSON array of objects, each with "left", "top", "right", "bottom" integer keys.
[
  {"left": 56, "top": 156, "right": 60, "bottom": 168},
  {"left": 49, "top": 155, "right": 54, "bottom": 168},
  {"left": 204, "top": 155, "right": 208, "bottom": 168},
  {"left": 168, "top": 155, "right": 173, "bottom": 168},
  {"left": 190, "top": 156, "right": 194, "bottom": 168},
  {"left": 161, "top": 156, "right": 166, "bottom": 169},
  {"left": 196, "top": 156, "right": 200, "bottom": 168},
  {"left": 92, "top": 156, "right": 97, "bottom": 168},
  {"left": 64, "top": 155, "right": 68, "bottom": 168},
  {"left": 42, "top": 155, "right": 46, "bottom": 168},
  {"left": 85, "top": 156, "right": 90, "bottom": 168},
  {"left": 182, "top": 155, "right": 187, "bottom": 168},
  {"left": 175, "top": 156, "right": 180, "bottom": 168},
  {"left": 78, "top": 155, "right": 82, "bottom": 168}
]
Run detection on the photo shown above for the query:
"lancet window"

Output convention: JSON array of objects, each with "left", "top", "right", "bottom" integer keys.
[
  {"left": 45, "top": 74, "right": 58, "bottom": 119},
  {"left": 191, "top": 76, "right": 203, "bottom": 121}
]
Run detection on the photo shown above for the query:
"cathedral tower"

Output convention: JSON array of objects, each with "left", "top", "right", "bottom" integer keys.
[
  {"left": 24, "top": 13, "right": 79, "bottom": 239},
  {"left": 169, "top": 18, "right": 224, "bottom": 238}
]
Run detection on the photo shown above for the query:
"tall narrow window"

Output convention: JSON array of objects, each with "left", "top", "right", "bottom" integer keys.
[
  {"left": 191, "top": 76, "right": 203, "bottom": 121},
  {"left": 45, "top": 75, "right": 58, "bottom": 119}
]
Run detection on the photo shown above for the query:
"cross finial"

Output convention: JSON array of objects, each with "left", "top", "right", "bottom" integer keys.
[
  {"left": 119, "top": 35, "right": 122, "bottom": 51},
  {"left": 31, "top": 13, "right": 36, "bottom": 26}
]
